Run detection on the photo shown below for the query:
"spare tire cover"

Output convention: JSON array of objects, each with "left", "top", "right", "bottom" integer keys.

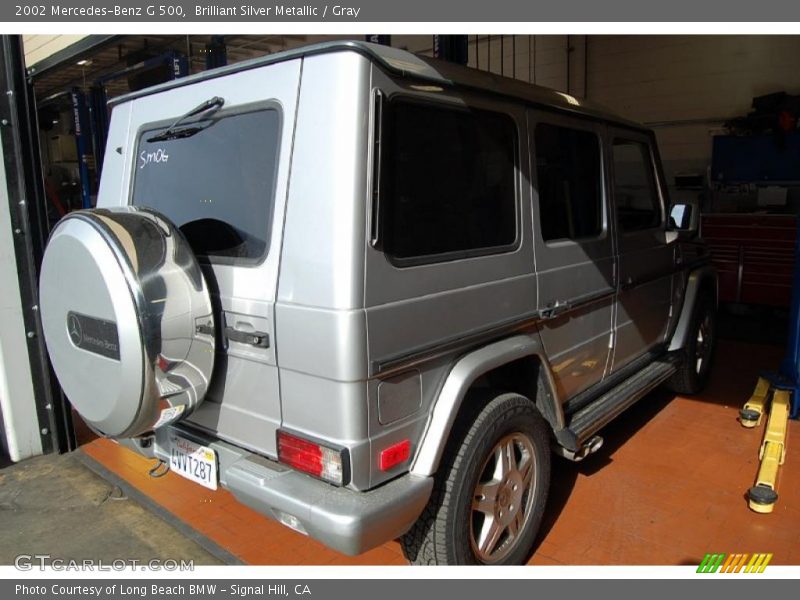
[{"left": 39, "top": 207, "right": 215, "bottom": 439}]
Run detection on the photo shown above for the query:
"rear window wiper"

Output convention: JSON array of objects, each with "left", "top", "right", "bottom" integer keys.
[{"left": 146, "top": 96, "right": 225, "bottom": 143}]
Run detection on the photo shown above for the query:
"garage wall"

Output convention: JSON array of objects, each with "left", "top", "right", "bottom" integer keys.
[
  {"left": 587, "top": 36, "right": 800, "bottom": 180},
  {"left": 460, "top": 35, "right": 800, "bottom": 187},
  {"left": 465, "top": 35, "right": 587, "bottom": 98},
  {"left": 23, "top": 35, "right": 88, "bottom": 68}
]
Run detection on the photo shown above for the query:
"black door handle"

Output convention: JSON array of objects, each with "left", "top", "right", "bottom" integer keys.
[
  {"left": 224, "top": 326, "right": 270, "bottom": 348},
  {"left": 540, "top": 300, "right": 571, "bottom": 319},
  {"left": 195, "top": 323, "right": 214, "bottom": 336}
]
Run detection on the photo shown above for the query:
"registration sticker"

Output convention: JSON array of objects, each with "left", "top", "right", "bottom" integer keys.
[{"left": 153, "top": 405, "right": 185, "bottom": 429}]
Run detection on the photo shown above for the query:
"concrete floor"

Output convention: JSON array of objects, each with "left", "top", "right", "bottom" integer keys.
[
  {"left": 76, "top": 337, "right": 799, "bottom": 566},
  {"left": 0, "top": 452, "right": 225, "bottom": 566}
]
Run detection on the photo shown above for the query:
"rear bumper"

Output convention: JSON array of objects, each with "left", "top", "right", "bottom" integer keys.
[{"left": 142, "top": 425, "right": 432, "bottom": 556}]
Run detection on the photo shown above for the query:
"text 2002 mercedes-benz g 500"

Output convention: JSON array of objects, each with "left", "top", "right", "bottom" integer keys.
[{"left": 39, "top": 41, "right": 717, "bottom": 565}]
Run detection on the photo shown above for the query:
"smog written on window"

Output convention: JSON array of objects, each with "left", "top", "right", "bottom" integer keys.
[{"left": 132, "top": 108, "right": 280, "bottom": 262}]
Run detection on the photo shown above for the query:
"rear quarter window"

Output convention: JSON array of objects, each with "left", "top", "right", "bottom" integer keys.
[
  {"left": 131, "top": 106, "right": 281, "bottom": 264},
  {"left": 379, "top": 99, "right": 518, "bottom": 265}
]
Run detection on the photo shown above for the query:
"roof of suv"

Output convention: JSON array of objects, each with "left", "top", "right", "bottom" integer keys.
[{"left": 109, "top": 40, "right": 643, "bottom": 129}]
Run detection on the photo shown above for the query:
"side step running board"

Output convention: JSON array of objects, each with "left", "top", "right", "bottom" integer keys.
[{"left": 555, "top": 356, "right": 679, "bottom": 452}]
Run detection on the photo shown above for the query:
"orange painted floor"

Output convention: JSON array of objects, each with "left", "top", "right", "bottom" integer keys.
[{"left": 81, "top": 339, "right": 800, "bottom": 565}]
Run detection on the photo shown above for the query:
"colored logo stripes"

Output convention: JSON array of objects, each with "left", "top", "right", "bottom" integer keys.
[{"left": 697, "top": 553, "right": 772, "bottom": 573}]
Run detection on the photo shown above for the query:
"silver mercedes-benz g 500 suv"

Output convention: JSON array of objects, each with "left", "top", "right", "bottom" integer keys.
[{"left": 38, "top": 41, "right": 717, "bottom": 565}]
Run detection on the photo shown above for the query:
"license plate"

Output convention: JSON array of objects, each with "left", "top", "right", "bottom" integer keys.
[{"left": 167, "top": 434, "right": 218, "bottom": 490}]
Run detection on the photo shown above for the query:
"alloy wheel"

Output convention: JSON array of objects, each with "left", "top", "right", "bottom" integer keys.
[{"left": 469, "top": 432, "right": 537, "bottom": 563}]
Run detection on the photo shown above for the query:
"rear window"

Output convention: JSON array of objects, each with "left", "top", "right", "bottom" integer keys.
[{"left": 132, "top": 107, "right": 281, "bottom": 263}]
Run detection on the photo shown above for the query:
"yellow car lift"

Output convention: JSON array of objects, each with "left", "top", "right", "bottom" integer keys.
[
  {"left": 740, "top": 377, "right": 791, "bottom": 513},
  {"left": 739, "top": 221, "right": 800, "bottom": 513}
]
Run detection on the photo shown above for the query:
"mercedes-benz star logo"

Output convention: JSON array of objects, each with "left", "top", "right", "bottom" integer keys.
[{"left": 67, "top": 313, "right": 83, "bottom": 346}]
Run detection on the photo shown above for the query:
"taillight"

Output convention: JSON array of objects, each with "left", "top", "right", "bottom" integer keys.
[
  {"left": 379, "top": 439, "right": 411, "bottom": 471},
  {"left": 277, "top": 430, "right": 347, "bottom": 486}
]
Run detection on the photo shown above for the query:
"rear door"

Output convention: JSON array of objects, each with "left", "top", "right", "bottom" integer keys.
[
  {"left": 100, "top": 60, "right": 301, "bottom": 458},
  {"left": 528, "top": 111, "right": 615, "bottom": 400},
  {"left": 608, "top": 129, "right": 674, "bottom": 371}
]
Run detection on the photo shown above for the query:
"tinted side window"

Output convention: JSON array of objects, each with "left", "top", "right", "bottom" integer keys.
[
  {"left": 381, "top": 100, "right": 517, "bottom": 263},
  {"left": 612, "top": 139, "right": 662, "bottom": 232},
  {"left": 132, "top": 108, "right": 280, "bottom": 262},
  {"left": 535, "top": 123, "right": 603, "bottom": 242}
]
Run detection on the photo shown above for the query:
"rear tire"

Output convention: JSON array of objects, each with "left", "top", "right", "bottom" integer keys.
[
  {"left": 666, "top": 293, "right": 716, "bottom": 395},
  {"left": 401, "top": 392, "right": 550, "bottom": 565}
]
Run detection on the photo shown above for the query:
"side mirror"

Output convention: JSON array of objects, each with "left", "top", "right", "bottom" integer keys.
[{"left": 668, "top": 202, "right": 699, "bottom": 236}]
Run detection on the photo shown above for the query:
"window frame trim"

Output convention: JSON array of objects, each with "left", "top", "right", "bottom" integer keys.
[
  {"left": 375, "top": 93, "right": 523, "bottom": 269},
  {"left": 128, "top": 99, "right": 284, "bottom": 268}
]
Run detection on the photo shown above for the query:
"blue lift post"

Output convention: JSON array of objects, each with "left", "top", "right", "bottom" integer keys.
[
  {"left": 739, "top": 216, "right": 799, "bottom": 513},
  {"left": 70, "top": 89, "right": 93, "bottom": 209},
  {"left": 433, "top": 35, "right": 469, "bottom": 65},
  {"left": 767, "top": 215, "right": 800, "bottom": 419},
  {"left": 365, "top": 35, "right": 391, "bottom": 46},
  {"left": 171, "top": 52, "right": 189, "bottom": 79},
  {"left": 204, "top": 36, "right": 227, "bottom": 70},
  {"left": 88, "top": 85, "right": 109, "bottom": 176}
]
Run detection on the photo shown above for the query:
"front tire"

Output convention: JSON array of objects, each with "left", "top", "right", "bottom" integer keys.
[
  {"left": 666, "top": 293, "right": 716, "bottom": 395},
  {"left": 401, "top": 392, "right": 550, "bottom": 565}
]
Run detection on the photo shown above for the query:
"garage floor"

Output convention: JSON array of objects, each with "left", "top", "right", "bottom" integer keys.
[
  {"left": 78, "top": 336, "right": 800, "bottom": 566},
  {"left": 0, "top": 452, "right": 225, "bottom": 566}
]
